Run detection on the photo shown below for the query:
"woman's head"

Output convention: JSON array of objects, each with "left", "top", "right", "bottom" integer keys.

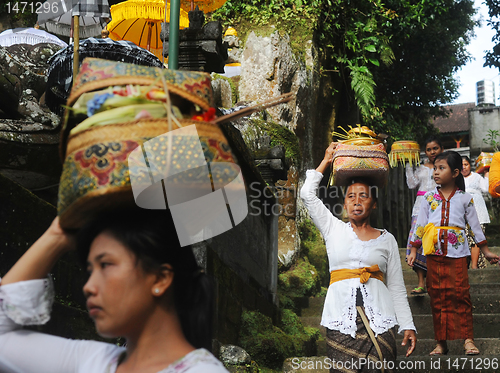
[
  {"left": 78, "top": 208, "right": 213, "bottom": 350},
  {"left": 462, "top": 156, "right": 472, "bottom": 177},
  {"left": 423, "top": 136, "right": 444, "bottom": 163},
  {"left": 344, "top": 178, "right": 377, "bottom": 223},
  {"left": 434, "top": 151, "right": 465, "bottom": 191}
]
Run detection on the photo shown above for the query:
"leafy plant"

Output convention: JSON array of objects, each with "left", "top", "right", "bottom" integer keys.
[{"left": 484, "top": 129, "right": 500, "bottom": 152}]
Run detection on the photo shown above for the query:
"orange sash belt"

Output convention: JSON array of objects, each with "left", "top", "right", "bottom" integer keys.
[{"left": 330, "top": 264, "right": 384, "bottom": 286}]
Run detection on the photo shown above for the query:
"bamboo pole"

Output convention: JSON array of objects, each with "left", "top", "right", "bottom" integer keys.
[
  {"left": 73, "top": 15, "right": 80, "bottom": 80},
  {"left": 168, "top": 0, "right": 180, "bottom": 69}
]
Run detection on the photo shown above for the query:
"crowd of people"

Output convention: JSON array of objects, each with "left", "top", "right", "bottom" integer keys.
[{"left": 300, "top": 137, "right": 500, "bottom": 372}]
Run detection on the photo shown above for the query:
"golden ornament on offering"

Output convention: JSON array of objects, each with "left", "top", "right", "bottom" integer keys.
[
  {"left": 475, "top": 152, "right": 494, "bottom": 174},
  {"left": 388, "top": 140, "right": 420, "bottom": 167},
  {"left": 329, "top": 125, "right": 389, "bottom": 187}
]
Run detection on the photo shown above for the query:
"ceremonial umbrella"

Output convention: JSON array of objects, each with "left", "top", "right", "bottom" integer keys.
[
  {"left": 45, "top": 37, "right": 163, "bottom": 114},
  {"left": 107, "top": 0, "right": 189, "bottom": 61},
  {"left": 37, "top": 0, "right": 110, "bottom": 78},
  {"left": 0, "top": 27, "right": 67, "bottom": 48}
]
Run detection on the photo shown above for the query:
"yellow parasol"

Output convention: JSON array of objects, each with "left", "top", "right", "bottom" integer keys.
[
  {"left": 180, "top": 0, "right": 227, "bottom": 13},
  {"left": 107, "top": 0, "right": 189, "bottom": 61}
]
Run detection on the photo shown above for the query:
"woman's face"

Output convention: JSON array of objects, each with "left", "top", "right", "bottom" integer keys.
[
  {"left": 83, "top": 231, "right": 158, "bottom": 338},
  {"left": 344, "top": 183, "right": 376, "bottom": 223},
  {"left": 425, "top": 141, "right": 443, "bottom": 163},
  {"left": 462, "top": 159, "right": 471, "bottom": 177}
]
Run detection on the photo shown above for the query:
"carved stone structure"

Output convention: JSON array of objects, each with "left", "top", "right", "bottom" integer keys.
[{"left": 160, "top": 7, "right": 228, "bottom": 73}]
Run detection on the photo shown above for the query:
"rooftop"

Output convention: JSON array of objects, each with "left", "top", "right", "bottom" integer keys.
[{"left": 431, "top": 102, "right": 475, "bottom": 134}]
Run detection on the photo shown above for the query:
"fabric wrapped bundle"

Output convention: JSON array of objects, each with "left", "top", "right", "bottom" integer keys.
[
  {"left": 58, "top": 57, "right": 242, "bottom": 231},
  {"left": 389, "top": 141, "right": 420, "bottom": 167},
  {"left": 329, "top": 143, "right": 389, "bottom": 187},
  {"left": 475, "top": 152, "right": 494, "bottom": 174}
]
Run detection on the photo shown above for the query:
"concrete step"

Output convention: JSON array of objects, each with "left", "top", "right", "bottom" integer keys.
[
  {"left": 396, "top": 338, "right": 500, "bottom": 357},
  {"left": 403, "top": 267, "right": 500, "bottom": 285},
  {"left": 398, "top": 247, "right": 500, "bottom": 272},
  {"left": 283, "top": 354, "right": 500, "bottom": 373},
  {"left": 407, "top": 293, "right": 500, "bottom": 315},
  {"left": 405, "top": 283, "right": 499, "bottom": 295},
  {"left": 301, "top": 313, "right": 500, "bottom": 342}
]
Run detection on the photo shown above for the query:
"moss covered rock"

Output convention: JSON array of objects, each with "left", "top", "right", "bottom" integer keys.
[
  {"left": 278, "top": 257, "right": 320, "bottom": 299},
  {"left": 298, "top": 219, "right": 329, "bottom": 287},
  {"left": 239, "top": 310, "right": 319, "bottom": 369}
]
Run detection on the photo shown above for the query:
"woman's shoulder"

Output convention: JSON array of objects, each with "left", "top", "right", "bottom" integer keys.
[{"left": 163, "top": 349, "right": 228, "bottom": 373}]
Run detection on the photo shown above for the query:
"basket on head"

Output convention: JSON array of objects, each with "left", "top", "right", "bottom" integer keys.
[
  {"left": 389, "top": 140, "right": 420, "bottom": 167},
  {"left": 329, "top": 142, "right": 389, "bottom": 187},
  {"left": 475, "top": 152, "right": 494, "bottom": 174},
  {"left": 57, "top": 58, "right": 241, "bottom": 230}
]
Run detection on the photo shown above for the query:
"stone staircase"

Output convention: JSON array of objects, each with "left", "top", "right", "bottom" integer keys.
[{"left": 283, "top": 247, "right": 500, "bottom": 372}]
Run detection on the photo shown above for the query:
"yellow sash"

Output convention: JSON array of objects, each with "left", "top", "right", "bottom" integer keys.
[
  {"left": 422, "top": 223, "right": 462, "bottom": 255},
  {"left": 330, "top": 265, "right": 384, "bottom": 286}
]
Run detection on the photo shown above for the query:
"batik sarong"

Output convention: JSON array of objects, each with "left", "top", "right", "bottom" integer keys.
[
  {"left": 426, "top": 255, "right": 474, "bottom": 340},
  {"left": 326, "top": 312, "right": 396, "bottom": 373}
]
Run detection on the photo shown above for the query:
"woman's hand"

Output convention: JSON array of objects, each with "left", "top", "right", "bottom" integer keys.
[
  {"left": 1, "top": 217, "right": 75, "bottom": 286},
  {"left": 482, "top": 249, "right": 500, "bottom": 266},
  {"left": 315, "top": 142, "right": 338, "bottom": 174},
  {"left": 401, "top": 330, "right": 417, "bottom": 357}
]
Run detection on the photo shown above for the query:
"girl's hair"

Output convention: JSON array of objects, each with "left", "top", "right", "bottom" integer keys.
[
  {"left": 77, "top": 208, "right": 213, "bottom": 351},
  {"left": 462, "top": 155, "right": 471, "bottom": 165},
  {"left": 423, "top": 135, "right": 443, "bottom": 149},
  {"left": 434, "top": 151, "right": 465, "bottom": 191}
]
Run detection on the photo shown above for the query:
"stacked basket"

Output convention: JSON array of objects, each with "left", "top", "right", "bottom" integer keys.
[{"left": 58, "top": 58, "right": 241, "bottom": 230}]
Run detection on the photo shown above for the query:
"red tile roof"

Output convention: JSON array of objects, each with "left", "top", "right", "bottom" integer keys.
[{"left": 431, "top": 102, "right": 475, "bottom": 134}]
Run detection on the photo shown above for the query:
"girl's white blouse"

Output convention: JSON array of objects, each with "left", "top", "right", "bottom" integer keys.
[
  {"left": 406, "top": 163, "right": 437, "bottom": 217},
  {"left": 300, "top": 170, "right": 415, "bottom": 338},
  {"left": 409, "top": 187, "right": 487, "bottom": 258},
  {"left": 464, "top": 172, "right": 490, "bottom": 224},
  {"left": 0, "top": 277, "right": 228, "bottom": 373}
]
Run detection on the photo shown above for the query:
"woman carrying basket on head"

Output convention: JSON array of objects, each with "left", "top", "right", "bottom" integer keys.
[
  {"left": 0, "top": 208, "right": 228, "bottom": 373},
  {"left": 405, "top": 136, "right": 444, "bottom": 295},
  {"left": 300, "top": 142, "right": 416, "bottom": 373}
]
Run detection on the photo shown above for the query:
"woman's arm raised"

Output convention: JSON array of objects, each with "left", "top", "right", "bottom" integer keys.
[{"left": 1, "top": 217, "right": 74, "bottom": 286}]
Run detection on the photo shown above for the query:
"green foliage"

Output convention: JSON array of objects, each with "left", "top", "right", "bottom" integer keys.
[
  {"left": 298, "top": 219, "right": 328, "bottom": 287},
  {"left": 485, "top": 0, "right": 500, "bottom": 69},
  {"left": 484, "top": 129, "right": 500, "bottom": 152},
  {"left": 239, "top": 310, "right": 319, "bottom": 369},
  {"left": 278, "top": 257, "right": 320, "bottom": 298},
  {"left": 0, "top": 0, "right": 38, "bottom": 27}
]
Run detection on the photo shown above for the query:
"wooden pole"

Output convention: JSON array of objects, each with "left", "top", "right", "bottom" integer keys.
[
  {"left": 73, "top": 15, "right": 80, "bottom": 80},
  {"left": 168, "top": 0, "right": 180, "bottom": 69}
]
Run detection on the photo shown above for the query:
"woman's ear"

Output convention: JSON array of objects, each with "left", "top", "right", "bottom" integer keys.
[{"left": 152, "top": 263, "right": 174, "bottom": 297}]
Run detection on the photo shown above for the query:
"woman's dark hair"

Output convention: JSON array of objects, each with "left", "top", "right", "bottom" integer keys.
[
  {"left": 423, "top": 135, "right": 443, "bottom": 149},
  {"left": 434, "top": 151, "right": 465, "bottom": 191},
  {"left": 462, "top": 155, "right": 471, "bottom": 165},
  {"left": 77, "top": 208, "right": 213, "bottom": 351}
]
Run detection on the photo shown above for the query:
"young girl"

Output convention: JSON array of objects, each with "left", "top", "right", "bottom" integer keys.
[
  {"left": 408, "top": 151, "right": 499, "bottom": 356},
  {"left": 462, "top": 156, "right": 490, "bottom": 269},
  {"left": 405, "top": 136, "right": 444, "bottom": 294}
]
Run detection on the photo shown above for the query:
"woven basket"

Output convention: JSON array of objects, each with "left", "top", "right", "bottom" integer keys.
[
  {"left": 389, "top": 140, "right": 420, "bottom": 167},
  {"left": 329, "top": 143, "right": 389, "bottom": 187},
  {"left": 58, "top": 118, "right": 240, "bottom": 229},
  {"left": 61, "top": 57, "right": 215, "bottom": 157}
]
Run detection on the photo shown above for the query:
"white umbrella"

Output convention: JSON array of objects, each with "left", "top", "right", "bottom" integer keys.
[{"left": 0, "top": 27, "right": 67, "bottom": 47}]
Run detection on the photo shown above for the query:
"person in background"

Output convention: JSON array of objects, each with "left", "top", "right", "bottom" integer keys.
[
  {"left": 405, "top": 136, "right": 444, "bottom": 295},
  {"left": 462, "top": 156, "right": 490, "bottom": 269},
  {"left": 408, "top": 151, "right": 499, "bottom": 356}
]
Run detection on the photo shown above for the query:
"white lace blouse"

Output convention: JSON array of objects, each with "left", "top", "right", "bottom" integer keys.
[
  {"left": 464, "top": 172, "right": 490, "bottom": 224},
  {"left": 406, "top": 163, "right": 437, "bottom": 217},
  {"left": 0, "top": 277, "right": 228, "bottom": 373},
  {"left": 300, "top": 170, "right": 416, "bottom": 338}
]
